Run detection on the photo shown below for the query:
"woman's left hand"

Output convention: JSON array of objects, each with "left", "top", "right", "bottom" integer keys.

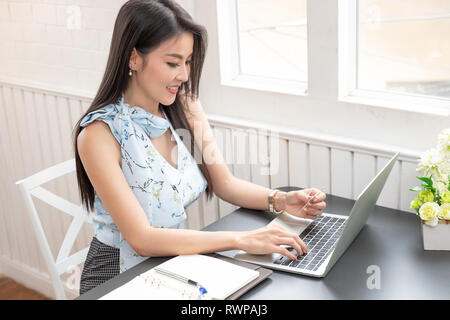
[{"left": 278, "top": 188, "right": 327, "bottom": 220}]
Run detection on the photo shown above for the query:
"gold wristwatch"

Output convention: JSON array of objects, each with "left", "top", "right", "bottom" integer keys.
[{"left": 268, "top": 189, "right": 284, "bottom": 214}]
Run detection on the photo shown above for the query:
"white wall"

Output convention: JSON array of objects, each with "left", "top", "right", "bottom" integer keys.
[
  {"left": 0, "top": 0, "right": 194, "bottom": 95},
  {"left": 0, "top": 0, "right": 120, "bottom": 96}
]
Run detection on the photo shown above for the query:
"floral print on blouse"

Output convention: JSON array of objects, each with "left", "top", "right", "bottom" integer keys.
[{"left": 80, "top": 95, "right": 207, "bottom": 272}]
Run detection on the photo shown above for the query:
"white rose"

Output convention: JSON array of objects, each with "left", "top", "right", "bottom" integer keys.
[
  {"left": 417, "top": 148, "right": 446, "bottom": 178},
  {"left": 419, "top": 202, "right": 440, "bottom": 227},
  {"left": 435, "top": 180, "right": 449, "bottom": 197},
  {"left": 439, "top": 203, "right": 450, "bottom": 220}
]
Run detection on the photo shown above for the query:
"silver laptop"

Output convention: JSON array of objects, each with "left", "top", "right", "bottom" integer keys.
[{"left": 234, "top": 152, "right": 399, "bottom": 278}]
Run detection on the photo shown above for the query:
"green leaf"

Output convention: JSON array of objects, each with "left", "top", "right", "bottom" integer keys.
[
  {"left": 434, "top": 192, "right": 441, "bottom": 205},
  {"left": 419, "top": 183, "right": 436, "bottom": 193},
  {"left": 409, "top": 186, "right": 424, "bottom": 192},
  {"left": 417, "top": 176, "right": 433, "bottom": 187}
]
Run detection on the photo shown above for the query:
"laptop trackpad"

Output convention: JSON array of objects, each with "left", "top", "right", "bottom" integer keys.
[{"left": 268, "top": 212, "right": 312, "bottom": 235}]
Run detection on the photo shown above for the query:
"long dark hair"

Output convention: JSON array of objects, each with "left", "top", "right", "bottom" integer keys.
[{"left": 72, "top": 0, "right": 212, "bottom": 213}]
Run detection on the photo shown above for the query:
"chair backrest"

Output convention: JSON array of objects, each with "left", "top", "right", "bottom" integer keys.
[{"left": 15, "top": 159, "right": 93, "bottom": 300}]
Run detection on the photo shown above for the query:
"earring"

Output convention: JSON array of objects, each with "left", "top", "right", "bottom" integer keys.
[{"left": 129, "top": 69, "right": 132, "bottom": 76}]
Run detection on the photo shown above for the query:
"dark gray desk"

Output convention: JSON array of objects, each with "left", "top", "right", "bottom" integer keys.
[{"left": 77, "top": 186, "right": 450, "bottom": 300}]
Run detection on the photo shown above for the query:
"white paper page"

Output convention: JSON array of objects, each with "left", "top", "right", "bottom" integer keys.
[
  {"left": 99, "top": 254, "right": 259, "bottom": 300},
  {"left": 100, "top": 270, "right": 200, "bottom": 300},
  {"left": 151, "top": 254, "right": 259, "bottom": 300}
]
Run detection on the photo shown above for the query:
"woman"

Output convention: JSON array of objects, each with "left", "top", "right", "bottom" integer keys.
[{"left": 73, "top": 0, "right": 326, "bottom": 295}]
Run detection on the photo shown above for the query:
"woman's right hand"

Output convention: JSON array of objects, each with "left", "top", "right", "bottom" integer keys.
[{"left": 235, "top": 224, "right": 308, "bottom": 261}]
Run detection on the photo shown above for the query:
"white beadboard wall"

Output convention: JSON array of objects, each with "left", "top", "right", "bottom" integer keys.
[{"left": 0, "top": 81, "right": 421, "bottom": 299}]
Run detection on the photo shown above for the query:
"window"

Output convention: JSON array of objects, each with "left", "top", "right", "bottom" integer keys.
[
  {"left": 217, "top": 0, "right": 450, "bottom": 115},
  {"left": 358, "top": 0, "right": 450, "bottom": 99},
  {"left": 216, "top": 0, "right": 308, "bottom": 95},
  {"left": 236, "top": 0, "right": 307, "bottom": 83}
]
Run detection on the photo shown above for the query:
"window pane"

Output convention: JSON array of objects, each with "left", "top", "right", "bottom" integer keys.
[
  {"left": 358, "top": 0, "right": 450, "bottom": 98},
  {"left": 237, "top": 0, "right": 307, "bottom": 82}
]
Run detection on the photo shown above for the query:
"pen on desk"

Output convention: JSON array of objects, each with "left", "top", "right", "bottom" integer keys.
[{"left": 154, "top": 267, "right": 208, "bottom": 296}]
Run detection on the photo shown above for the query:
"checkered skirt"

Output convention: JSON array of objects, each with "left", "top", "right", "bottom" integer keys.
[{"left": 79, "top": 237, "right": 120, "bottom": 296}]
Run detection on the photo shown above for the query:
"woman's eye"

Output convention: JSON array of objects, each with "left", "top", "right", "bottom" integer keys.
[{"left": 167, "top": 61, "right": 192, "bottom": 68}]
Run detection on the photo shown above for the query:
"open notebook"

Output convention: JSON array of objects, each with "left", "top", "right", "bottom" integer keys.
[{"left": 99, "top": 254, "right": 261, "bottom": 300}]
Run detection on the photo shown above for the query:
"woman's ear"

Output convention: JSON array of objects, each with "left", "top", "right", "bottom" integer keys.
[
  {"left": 129, "top": 48, "right": 139, "bottom": 71},
  {"left": 129, "top": 48, "right": 147, "bottom": 72}
]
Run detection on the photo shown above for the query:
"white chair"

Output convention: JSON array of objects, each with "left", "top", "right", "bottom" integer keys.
[{"left": 15, "top": 159, "right": 93, "bottom": 300}]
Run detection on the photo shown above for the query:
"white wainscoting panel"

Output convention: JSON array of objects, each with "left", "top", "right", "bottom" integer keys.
[
  {"left": 288, "top": 141, "right": 309, "bottom": 193},
  {"left": 330, "top": 149, "right": 353, "bottom": 198}
]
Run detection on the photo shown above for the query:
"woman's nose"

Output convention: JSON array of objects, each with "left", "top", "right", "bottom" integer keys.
[{"left": 177, "top": 65, "right": 189, "bottom": 82}]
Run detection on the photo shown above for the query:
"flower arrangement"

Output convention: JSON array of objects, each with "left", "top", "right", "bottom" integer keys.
[{"left": 410, "top": 128, "right": 450, "bottom": 227}]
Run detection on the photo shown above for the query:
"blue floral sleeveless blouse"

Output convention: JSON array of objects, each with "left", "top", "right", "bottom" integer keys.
[{"left": 80, "top": 95, "right": 207, "bottom": 272}]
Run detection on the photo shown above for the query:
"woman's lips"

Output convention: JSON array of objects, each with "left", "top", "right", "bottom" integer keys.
[{"left": 167, "top": 86, "right": 179, "bottom": 94}]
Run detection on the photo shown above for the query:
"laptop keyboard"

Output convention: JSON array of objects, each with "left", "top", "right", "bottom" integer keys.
[{"left": 273, "top": 215, "right": 346, "bottom": 272}]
